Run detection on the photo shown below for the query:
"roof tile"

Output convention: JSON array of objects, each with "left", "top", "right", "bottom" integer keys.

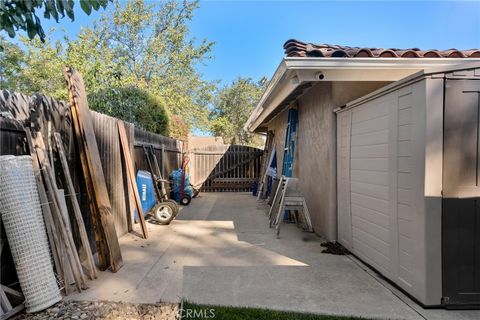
[{"left": 283, "top": 39, "right": 480, "bottom": 58}]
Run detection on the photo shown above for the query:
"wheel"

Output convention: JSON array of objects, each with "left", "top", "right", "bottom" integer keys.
[
  {"left": 153, "top": 202, "right": 176, "bottom": 225},
  {"left": 164, "top": 199, "right": 179, "bottom": 216},
  {"left": 180, "top": 195, "right": 191, "bottom": 206}
]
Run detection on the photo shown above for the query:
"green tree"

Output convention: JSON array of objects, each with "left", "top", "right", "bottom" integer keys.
[
  {"left": 83, "top": 0, "right": 215, "bottom": 130},
  {"left": 89, "top": 86, "right": 170, "bottom": 135},
  {"left": 0, "top": 35, "right": 67, "bottom": 99},
  {"left": 0, "top": 36, "right": 24, "bottom": 89},
  {"left": 0, "top": 0, "right": 110, "bottom": 42},
  {"left": 169, "top": 115, "right": 189, "bottom": 141},
  {"left": 24, "top": 36, "right": 66, "bottom": 98},
  {"left": 211, "top": 77, "right": 267, "bottom": 146},
  {"left": 0, "top": 0, "right": 215, "bottom": 136}
]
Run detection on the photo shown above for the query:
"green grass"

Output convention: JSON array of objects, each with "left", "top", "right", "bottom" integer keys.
[{"left": 181, "top": 301, "right": 371, "bottom": 320}]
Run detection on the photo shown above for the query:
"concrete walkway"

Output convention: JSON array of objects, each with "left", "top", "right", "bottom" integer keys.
[{"left": 70, "top": 193, "right": 479, "bottom": 320}]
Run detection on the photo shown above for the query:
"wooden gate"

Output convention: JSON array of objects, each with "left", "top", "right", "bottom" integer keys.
[{"left": 189, "top": 145, "right": 263, "bottom": 192}]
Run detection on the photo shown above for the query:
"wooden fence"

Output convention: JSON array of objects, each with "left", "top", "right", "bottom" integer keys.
[
  {"left": 0, "top": 91, "right": 184, "bottom": 238},
  {"left": 189, "top": 145, "right": 263, "bottom": 192},
  {"left": 133, "top": 127, "right": 183, "bottom": 179}
]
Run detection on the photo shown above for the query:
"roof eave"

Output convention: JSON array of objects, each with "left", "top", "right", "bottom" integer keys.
[{"left": 245, "top": 57, "right": 480, "bottom": 132}]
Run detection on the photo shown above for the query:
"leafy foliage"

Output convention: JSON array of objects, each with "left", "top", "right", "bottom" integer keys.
[
  {"left": 210, "top": 77, "right": 267, "bottom": 146},
  {"left": 0, "top": 35, "right": 67, "bottom": 98},
  {"left": 89, "top": 86, "right": 170, "bottom": 136},
  {"left": 0, "top": 0, "right": 214, "bottom": 138},
  {"left": 0, "top": 35, "right": 24, "bottom": 88},
  {"left": 0, "top": 0, "right": 110, "bottom": 42},
  {"left": 169, "top": 115, "right": 190, "bottom": 141},
  {"left": 94, "top": 0, "right": 216, "bottom": 130}
]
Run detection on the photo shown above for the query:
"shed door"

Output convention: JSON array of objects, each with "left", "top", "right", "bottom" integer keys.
[
  {"left": 442, "top": 80, "right": 480, "bottom": 307},
  {"left": 348, "top": 99, "right": 392, "bottom": 276}
]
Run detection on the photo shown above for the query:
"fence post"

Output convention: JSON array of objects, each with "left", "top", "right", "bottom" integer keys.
[{"left": 161, "top": 143, "right": 165, "bottom": 179}]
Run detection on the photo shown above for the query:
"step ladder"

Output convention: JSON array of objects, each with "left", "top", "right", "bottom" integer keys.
[{"left": 268, "top": 176, "right": 313, "bottom": 238}]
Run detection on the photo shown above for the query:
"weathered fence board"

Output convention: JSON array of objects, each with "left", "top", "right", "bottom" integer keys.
[
  {"left": 91, "top": 111, "right": 133, "bottom": 237},
  {"left": 133, "top": 127, "right": 184, "bottom": 185},
  {"left": 0, "top": 90, "right": 185, "bottom": 240},
  {"left": 190, "top": 145, "right": 263, "bottom": 192}
]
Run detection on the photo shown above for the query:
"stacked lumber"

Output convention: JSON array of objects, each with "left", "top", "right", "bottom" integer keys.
[
  {"left": 0, "top": 69, "right": 159, "bottom": 317},
  {"left": 64, "top": 67, "right": 123, "bottom": 272},
  {"left": 25, "top": 128, "right": 93, "bottom": 295}
]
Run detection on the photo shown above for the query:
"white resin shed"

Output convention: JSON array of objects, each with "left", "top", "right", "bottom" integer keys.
[{"left": 335, "top": 63, "right": 480, "bottom": 307}]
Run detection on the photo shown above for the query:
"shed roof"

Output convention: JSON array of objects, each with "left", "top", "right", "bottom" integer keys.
[
  {"left": 337, "top": 62, "right": 480, "bottom": 113},
  {"left": 284, "top": 39, "right": 480, "bottom": 58}
]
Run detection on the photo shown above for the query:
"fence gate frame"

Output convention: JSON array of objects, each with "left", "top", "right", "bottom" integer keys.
[{"left": 189, "top": 144, "right": 263, "bottom": 192}]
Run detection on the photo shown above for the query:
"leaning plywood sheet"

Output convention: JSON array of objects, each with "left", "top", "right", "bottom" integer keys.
[{"left": 64, "top": 67, "right": 123, "bottom": 272}]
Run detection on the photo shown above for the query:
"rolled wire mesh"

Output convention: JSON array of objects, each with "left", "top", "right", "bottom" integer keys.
[{"left": 0, "top": 155, "right": 61, "bottom": 312}]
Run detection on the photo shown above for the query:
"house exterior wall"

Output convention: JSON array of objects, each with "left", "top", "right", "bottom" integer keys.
[
  {"left": 297, "top": 82, "right": 336, "bottom": 240},
  {"left": 265, "top": 81, "right": 390, "bottom": 240},
  {"left": 267, "top": 108, "right": 289, "bottom": 176}
]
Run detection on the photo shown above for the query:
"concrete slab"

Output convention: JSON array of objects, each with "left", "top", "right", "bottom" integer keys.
[
  {"left": 182, "top": 266, "right": 421, "bottom": 320},
  {"left": 69, "top": 193, "right": 480, "bottom": 320}
]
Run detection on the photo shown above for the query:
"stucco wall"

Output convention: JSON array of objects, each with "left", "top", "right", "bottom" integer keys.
[
  {"left": 296, "top": 82, "right": 336, "bottom": 239},
  {"left": 267, "top": 108, "right": 289, "bottom": 173},
  {"left": 265, "top": 81, "right": 390, "bottom": 240}
]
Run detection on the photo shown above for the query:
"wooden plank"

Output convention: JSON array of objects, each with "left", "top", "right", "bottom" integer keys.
[
  {"left": 0, "top": 303, "right": 24, "bottom": 320},
  {"left": 68, "top": 87, "right": 108, "bottom": 270},
  {"left": 0, "top": 287, "right": 12, "bottom": 313},
  {"left": 68, "top": 73, "right": 108, "bottom": 266},
  {"left": 31, "top": 131, "right": 85, "bottom": 292},
  {"left": 268, "top": 176, "right": 285, "bottom": 225},
  {"left": 54, "top": 133, "right": 97, "bottom": 279},
  {"left": 57, "top": 189, "right": 74, "bottom": 295},
  {"left": 65, "top": 67, "right": 123, "bottom": 272},
  {"left": 24, "top": 128, "right": 65, "bottom": 286},
  {"left": 117, "top": 121, "right": 148, "bottom": 239},
  {"left": 0, "top": 287, "right": 21, "bottom": 300}
]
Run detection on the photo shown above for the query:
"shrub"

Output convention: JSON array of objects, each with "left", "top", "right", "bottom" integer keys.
[{"left": 88, "top": 86, "right": 170, "bottom": 136}]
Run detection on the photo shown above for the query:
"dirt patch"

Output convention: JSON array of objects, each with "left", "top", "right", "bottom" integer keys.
[
  {"left": 13, "top": 300, "right": 179, "bottom": 320},
  {"left": 321, "top": 242, "right": 349, "bottom": 255}
]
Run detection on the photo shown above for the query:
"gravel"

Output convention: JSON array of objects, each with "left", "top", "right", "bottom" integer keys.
[{"left": 13, "top": 300, "right": 180, "bottom": 320}]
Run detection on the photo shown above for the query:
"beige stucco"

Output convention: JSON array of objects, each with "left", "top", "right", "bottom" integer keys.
[
  {"left": 267, "top": 108, "right": 289, "bottom": 176},
  {"left": 265, "top": 81, "right": 390, "bottom": 240}
]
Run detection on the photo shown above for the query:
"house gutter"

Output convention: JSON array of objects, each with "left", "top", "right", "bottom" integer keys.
[{"left": 245, "top": 57, "right": 480, "bottom": 132}]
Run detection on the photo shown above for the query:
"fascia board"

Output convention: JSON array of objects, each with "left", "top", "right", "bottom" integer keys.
[
  {"left": 246, "top": 58, "right": 480, "bottom": 132},
  {"left": 244, "top": 60, "right": 288, "bottom": 131},
  {"left": 284, "top": 57, "right": 480, "bottom": 70}
]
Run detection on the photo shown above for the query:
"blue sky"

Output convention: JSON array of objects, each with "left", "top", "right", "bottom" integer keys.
[{"left": 35, "top": 0, "right": 480, "bottom": 87}]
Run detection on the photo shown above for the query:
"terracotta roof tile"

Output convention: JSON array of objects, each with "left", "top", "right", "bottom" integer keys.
[{"left": 283, "top": 39, "right": 480, "bottom": 58}]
